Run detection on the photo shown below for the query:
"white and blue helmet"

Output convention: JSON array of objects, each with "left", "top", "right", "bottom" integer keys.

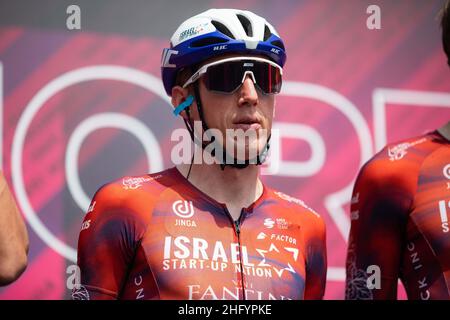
[{"left": 161, "top": 8, "right": 287, "bottom": 96}]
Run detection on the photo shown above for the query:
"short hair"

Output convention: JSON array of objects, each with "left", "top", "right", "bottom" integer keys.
[{"left": 440, "top": 0, "right": 450, "bottom": 66}]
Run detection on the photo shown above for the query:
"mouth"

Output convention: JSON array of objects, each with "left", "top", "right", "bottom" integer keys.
[{"left": 232, "top": 116, "right": 262, "bottom": 131}]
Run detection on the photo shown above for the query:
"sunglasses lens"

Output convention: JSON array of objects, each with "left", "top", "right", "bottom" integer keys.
[
  {"left": 203, "top": 61, "right": 243, "bottom": 93},
  {"left": 253, "top": 64, "right": 282, "bottom": 94},
  {"left": 202, "top": 60, "right": 282, "bottom": 94}
]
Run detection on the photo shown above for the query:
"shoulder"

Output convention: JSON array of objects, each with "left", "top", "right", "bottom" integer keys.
[
  {"left": 357, "top": 133, "right": 436, "bottom": 190},
  {"left": 267, "top": 188, "right": 326, "bottom": 235},
  {"left": 87, "top": 167, "right": 181, "bottom": 220}
]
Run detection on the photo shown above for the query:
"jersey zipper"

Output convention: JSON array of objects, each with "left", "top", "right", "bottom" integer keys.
[{"left": 225, "top": 208, "right": 247, "bottom": 300}]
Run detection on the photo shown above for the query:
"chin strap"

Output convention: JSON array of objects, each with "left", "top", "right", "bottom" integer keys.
[{"left": 218, "top": 136, "right": 271, "bottom": 170}]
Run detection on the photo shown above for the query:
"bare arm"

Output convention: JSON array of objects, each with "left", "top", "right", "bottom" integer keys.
[{"left": 0, "top": 171, "right": 29, "bottom": 286}]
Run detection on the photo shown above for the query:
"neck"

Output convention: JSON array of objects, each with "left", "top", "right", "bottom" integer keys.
[
  {"left": 437, "top": 121, "right": 450, "bottom": 141},
  {"left": 176, "top": 161, "right": 263, "bottom": 220}
]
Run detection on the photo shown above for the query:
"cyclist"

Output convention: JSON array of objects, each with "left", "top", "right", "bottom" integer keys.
[
  {"left": 345, "top": 1, "right": 450, "bottom": 300},
  {"left": 74, "top": 8, "right": 327, "bottom": 300}
]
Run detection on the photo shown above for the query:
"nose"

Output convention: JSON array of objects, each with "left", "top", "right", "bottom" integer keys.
[{"left": 238, "top": 75, "right": 259, "bottom": 107}]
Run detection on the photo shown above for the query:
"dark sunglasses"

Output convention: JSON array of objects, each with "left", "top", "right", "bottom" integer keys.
[{"left": 183, "top": 56, "right": 283, "bottom": 95}]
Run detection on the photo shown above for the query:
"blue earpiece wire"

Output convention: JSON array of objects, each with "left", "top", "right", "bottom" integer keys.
[{"left": 173, "top": 95, "right": 194, "bottom": 116}]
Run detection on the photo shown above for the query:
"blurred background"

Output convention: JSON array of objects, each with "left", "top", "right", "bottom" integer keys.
[{"left": 0, "top": 0, "right": 449, "bottom": 299}]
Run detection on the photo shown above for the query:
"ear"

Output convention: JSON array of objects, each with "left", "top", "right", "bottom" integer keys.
[{"left": 171, "top": 86, "right": 191, "bottom": 120}]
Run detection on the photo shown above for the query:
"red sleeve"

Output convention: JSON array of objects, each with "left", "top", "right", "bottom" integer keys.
[
  {"left": 345, "top": 155, "right": 414, "bottom": 300},
  {"left": 73, "top": 182, "right": 148, "bottom": 300},
  {"left": 304, "top": 213, "right": 327, "bottom": 300}
]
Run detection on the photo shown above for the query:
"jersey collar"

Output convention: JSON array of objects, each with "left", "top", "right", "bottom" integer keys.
[{"left": 170, "top": 166, "right": 269, "bottom": 213}]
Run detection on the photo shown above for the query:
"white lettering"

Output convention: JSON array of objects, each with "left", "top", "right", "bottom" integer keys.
[
  {"left": 418, "top": 277, "right": 428, "bottom": 289},
  {"left": 175, "top": 219, "right": 197, "bottom": 227},
  {"left": 411, "top": 252, "right": 420, "bottom": 264},
  {"left": 439, "top": 200, "right": 450, "bottom": 233},
  {"left": 200, "top": 285, "right": 218, "bottom": 300},
  {"left": 213, "top": 45, "right": 227, "bottom": 51},
  {"left": 192, "top": 238, "right": 208, "bottom": 259},
  {"left": 230, "top": 243, "right": 240, "bottom": 264},
  {"left": 420, "top": 290, "right": 430, "bottom": 300},
  {"left": 164, "top": 236, "right": 254, "bottom": 267},
  {"left": 80, "top": 220, "right": 90, "bottom": 231},
  {"left": 270, "top": 234, "right": 297, "bottom": 244},
  {"left": 161, "top": 49, "right": 178, "bottom": 68},
  {"left": 136, "top": 288, "right": 144, "bottom": 300},
  {"left": 163, "top": 236, "right": 171, "bottom": 259},
  {"left": 240, "top": 246, "right": 254, "bottom": 266},
  {"left": 271, "top": 48, "right": 280, "bottom": 54},
  {"left": 174, "top": 236, "right": 190, "bottom": 259},
  {"left": 187, "top": 285, "right": 200, "bottom": 300},
  {"left": 179, "top": 259, "right": 187, "bottom": 269},
  {"left": 212, "top": 241, "right": 228, "bottom": 262}
]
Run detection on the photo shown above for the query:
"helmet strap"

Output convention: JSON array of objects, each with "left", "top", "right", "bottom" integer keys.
[{"left": 182, "top": 82, "right": 270, "bottom": 171}]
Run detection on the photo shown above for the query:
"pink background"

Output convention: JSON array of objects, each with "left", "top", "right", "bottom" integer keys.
[{"left": 0, "top": 0, "right": 449, "bottom": 299}]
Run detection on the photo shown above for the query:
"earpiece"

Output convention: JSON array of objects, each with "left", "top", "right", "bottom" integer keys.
[{"left": 173, "top": 95, "right": 194, "bottom": 116}]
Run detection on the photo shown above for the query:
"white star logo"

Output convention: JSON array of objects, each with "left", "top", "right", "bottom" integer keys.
[{"left": 256, "top": 243, "right": 299, "bottom": 278}]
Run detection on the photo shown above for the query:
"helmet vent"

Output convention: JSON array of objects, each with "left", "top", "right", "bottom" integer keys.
[
  {"left": 263, "top": 24, "right": 272, "bottom": 41},
  {"left": 271, "top": 40, "right": 285, "bottom": 50},
  {"left": 211, "top": 20, "right": 235, "bottom": 39},
  {"left": 236, "top": 14, "right": 253, "bottom": 37},
  {"left": 190, "top": 36, "right": 228, "bottom": 48}
]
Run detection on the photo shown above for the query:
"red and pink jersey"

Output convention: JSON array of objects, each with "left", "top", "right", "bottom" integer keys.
[
  {"left": 74, "top": 167, "right": 327, "bottom": 300},
  {"left": 346, "top": 130, "right": 450, "bottom": 300}
]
